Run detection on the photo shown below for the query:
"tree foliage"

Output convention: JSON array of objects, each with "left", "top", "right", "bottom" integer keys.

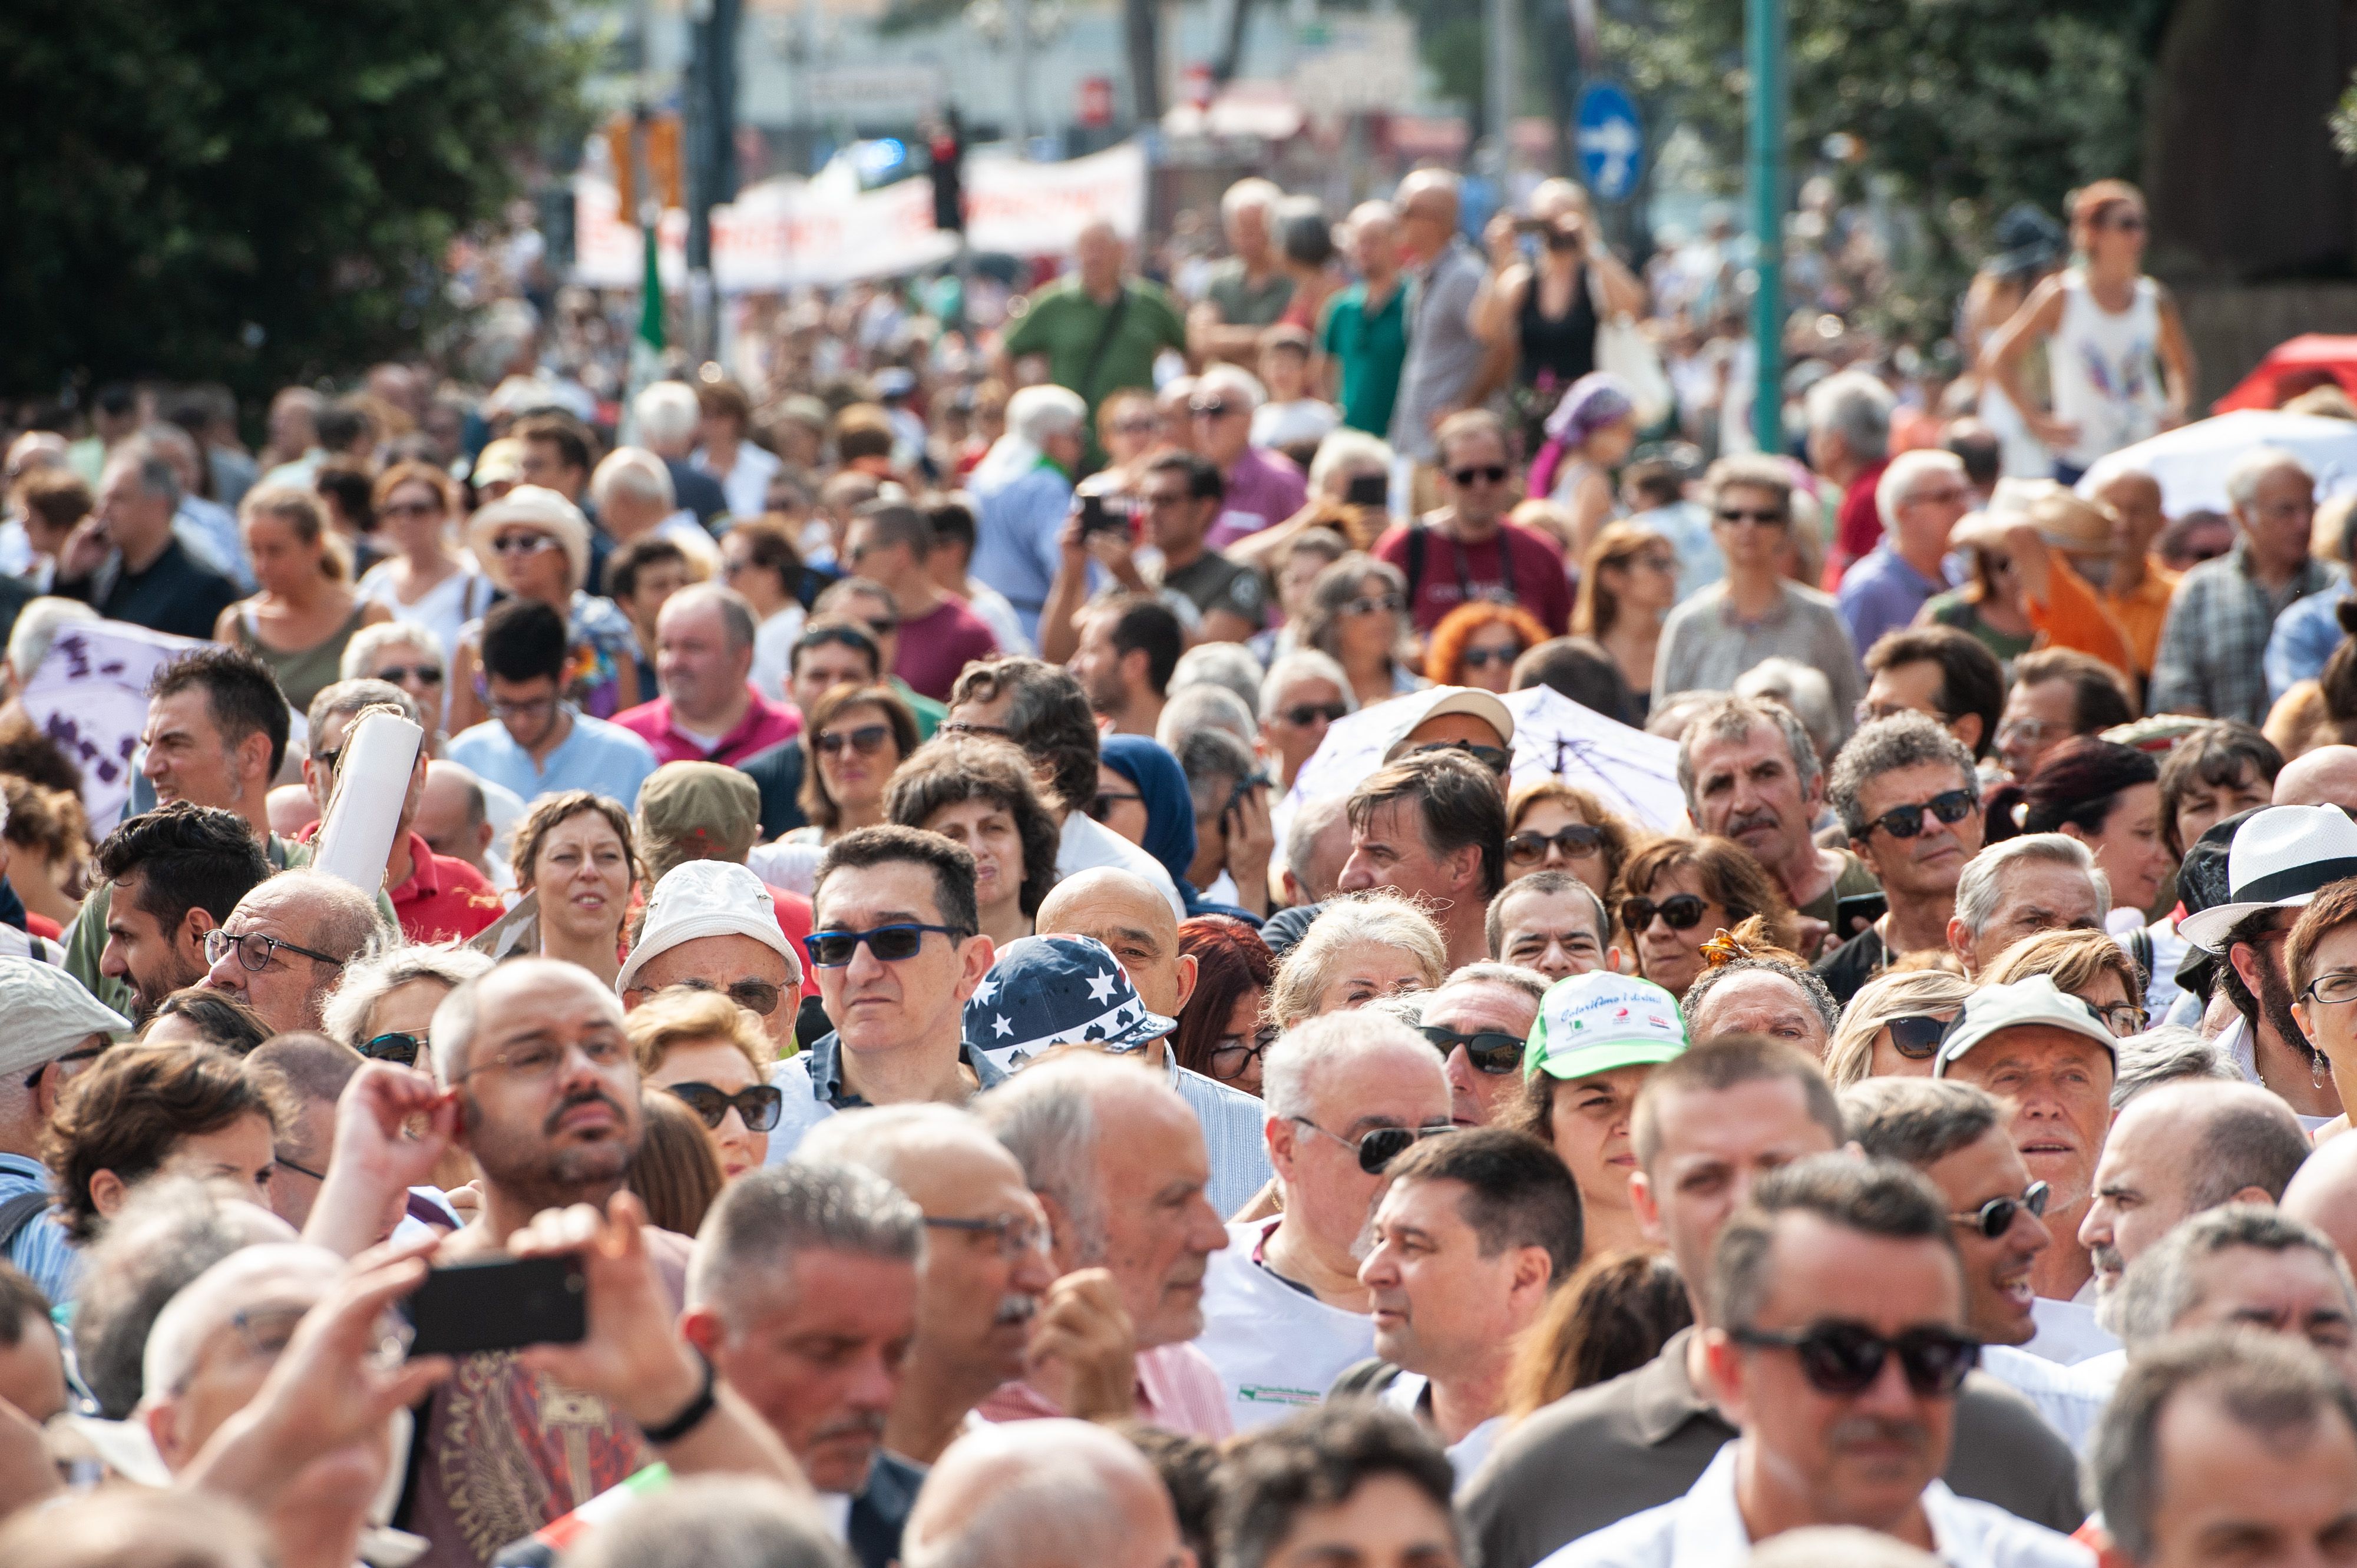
[{"left": 0, "top": 0, "right": 597, "bottom": 403}]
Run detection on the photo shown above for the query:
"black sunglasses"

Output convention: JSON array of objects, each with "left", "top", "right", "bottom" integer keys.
[
  {"left": 1292, "top": 1116, "right": 1456, "bottom": 1174},
  {"left": 1715, "top": 506, "right": 1788, "bottom": 527},
  {"left": 1730, "top": 1320, "right": 1981, "bottom": 1398},
  {"left": 1460, "top": 645, "right": 1521, "bottom": 669},
  {"left": 1884, "top": 1014, "right": 1949, "bottom": 1061},
  {"left": 374, "top": 663, "right": 445, "bottom": 686},
  {"left": 361, "top": 1030, "right": 427, "bottom": 1067},
  {"left": 1951, "top": 1180, "right": 2050, "bottom": 1242},
  {"left": 1450, "top": 464, "right": 1509, "bottom": 487},
  {"left": 650, "top": 974, "right": 788, "bottom": 1017},
  {"left": 1508, "top": 824, "right": 1605, "bottom": 862},
  {"left": 1622, "top": 892, "right": 1708, "bottom": 932},
  {"left": 1189, "top": 400, "right": 1237, "bottom": 419},
  {"left": 22, "top": 1041, "right": 103, "bottom": 1094},
  {"left": 803, "top": 923, "right": 970, "bottom": 968},
  {"left": 1281, "top": 702, "right": 1349, "bottom": 728},
  {"left": 665, "top": 1081, "right": 785, "bottom": 1133},
  {"left": 1869, "top": 788, "right": 1978, "bottom": 841},
  {"left": 1421, "top": 1024, "right": 1525, "bottom": 1076},
  {"left": 1407, "top": 740, "right": 1511, "bottom": 775}
]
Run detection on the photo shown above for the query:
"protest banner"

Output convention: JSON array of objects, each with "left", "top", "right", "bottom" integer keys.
[{"left": 21, "top": 620, "right": 201, "bottom": 832}]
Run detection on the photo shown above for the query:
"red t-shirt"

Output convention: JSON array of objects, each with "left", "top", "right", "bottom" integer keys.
[
  {"left": 1824, "top": 456, "right": 1891, "bottom": 588},
  {"left": 893, "top": 596, "right": 1001, "bottom": 702},
  {"left": 1373, "top": 519, "right": 1573, "bottom": 636}
]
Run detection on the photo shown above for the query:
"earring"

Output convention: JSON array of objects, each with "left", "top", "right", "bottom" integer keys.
[{"left": 2316, "top": 1048, "right": 2331, "bottom": 1089}]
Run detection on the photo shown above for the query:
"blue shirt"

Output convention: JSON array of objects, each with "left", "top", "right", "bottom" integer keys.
[
  {"left": 445, "top": 705, "right": 660, "bottom": 808},
  {"left": 0, "top": 1154, "right": 77, "bottom": 1306},
  {"left": 1837, "top": 543, "right": 1955, "bottom": 659},
  {"left": 1168, "top": 1061, "right": 1275, "bottom": 1220},
  {"left": 2266, "top": 584, "right": 2350, "bottom": 705},
  {"left": 969, "top": 462, "right": 1076, "bottom": 639},
  {"left": 1625, "top": 501, "right": 1721, "bottom": 605}
]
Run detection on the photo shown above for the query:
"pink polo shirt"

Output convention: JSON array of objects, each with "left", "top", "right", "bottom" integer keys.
[
  {"left": 976, "top": 1342, "right": 1235, "bottom": 1441},
  {"left": 611, "top": 686, "right": 802, "bottom": 766}
]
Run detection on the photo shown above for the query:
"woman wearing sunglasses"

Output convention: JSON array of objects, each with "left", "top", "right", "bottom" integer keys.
[
  {"left": 1615, "top": 835, "right": 1799, "bottom": 1001},
  {"left": 340, "top": 620, "right": 452, "bottom": 736},
  {"left": 626, "top": 987, "right": 780, "bottom": 1181},
  {"left": 511, "top": 790, "right": 642, "bottom": 989},
  {"left": 448, "top": 485, "right": 642, "bottom": 732},
  {"left": 1172, "top": 915, "right": 1278, "bottom": 1095},
  {"left": 354, "top": 461, "right": 495, "bottom": 674},
  {"left": 321, "top": 942, "right": 497, "bottom": 1195},
  {"left": 1298, "top": 553, "right": 1423, "bottom": 709},
  {"left": 887, "top": 734, "right": 1063, "bottom": 951},
  {"left": 766, "top": 684, "right": 921, "bottom": 894},
  {"left": 1424, "top": 600, "right": 1550, "bottom": 695},
  {"left": 1264, "top": 892, "right": 1449, "bottom": 1031},
  {"left": 1573, "top": 522, "right": 1679, "bottom": 722},
  {"left": 1505, "top": 780, "right": 1635, "bottom": 902},
  {"left": 2014, "top": 737, "right": 2171, "bottom": 928},
  {"left": 1823, "top": 969, "right": 1976, "bottom": 1088}
]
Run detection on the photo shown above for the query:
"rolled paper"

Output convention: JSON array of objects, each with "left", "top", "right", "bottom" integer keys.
[{"left": 310, "top": 710, "right": 426, "bottom": 896}]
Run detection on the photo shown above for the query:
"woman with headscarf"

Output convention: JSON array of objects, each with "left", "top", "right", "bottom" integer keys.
[
  {"left": 1095, "top": 734, "right": 1259, "bottom": 922},
  {"left": 1532, "top": 373, "right": 1639, "bottom": 562}
]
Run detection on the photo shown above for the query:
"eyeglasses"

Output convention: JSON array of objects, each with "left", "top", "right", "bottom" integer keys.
[
  {"left": 381, "top": 499, "right": 442, "bottom": 520},
  {"left": 940, "top": 719, "right": 1010, "bottom": 739},
  {"left": 229, "top": 1304, "right": 313, "bottom": 1362},
  {"left": 1420, "top": 1024, "right": 1525, "bottom": 1075},
  {"left": 2096, "top": 1000, "right": 2147, "bottom": 1036},
  {"left": 1343, "top": 593, "right": 1403, "bottom": 617},
  {"left": 1450, "top": 464, "right": 1509, "bottom": 487},
  {"left": 1290, "top": 1116, "right": 1456, "bottom": 1174},
  {"left": 1407, "top": 740, "right": 1511, "bottom": 775},
  {"left": 1996, "top": 717, "right": 2060, "bottom": 747},
  {"left": 361, "top": 1031, "right": 428, "bottom": 1067},
  {"left": 925, "top": 1212, "right": 1051, "bottom": 1262},
  {"left": 1621, "top": 893, "right": 1708, "bottom": 932},
  {"left": 373, "top": 664, "right": 445, "bottom": 686},
  {"left": 635, "top": 974, "right": 789, "bottom": 1018},
  {"left": 490, "top": 532, "right": 559, "bottom": 557},
  {"left": 861, "top": 616, "right": 900, "bottom": 638},
  {"left": 1280, "top": 702, "right": 1349, "bottom": 728},
  {"left": 665, "top": 1081, "right": 785, "bottom": 1133},
  {"left": 1110, "top": 416, "right": 1160, "bottom": 435},
  {"left": 2303, "top": 970, "right": 2357, "bottom": 1007},
  {"left": 817, "top": 724, "right": 891, "bottom": 758},
  {"left": 1509, "top": 823, "right": 1605, "bottom": 863},
  {"left": 803, "top": 923, "right": 970, "bottom": 968},
  {"left": 1188, "top": 400, "right": 1238, "bottom": 419},
  {"left": 490, "top": 694, "right": 558, "bottom": 722},
  {"left": 1951, "top": 1180, "right": 2051, "bottom": 1242},
  {"left": 204, "top": 928, "right": 349, "bottom": 974},
  {"left": 1460, "top": 644, "right": 1522, "bottom": 669},
  {"left": 1628, "top": 552, "right": 1677, "bottom": 573},
  {"left": 1209, "top": 1026, "right": 1280, "bottom": 1081},
  {"left": 1883, "top": 1014, "right": 1950, "bottom": 1061},
  {"left": 1088, "top": 789, "right": 1143, "bottom": 821},
  {"left": 453, "top": 1032, "right": 632, "bottom": 1081},
  {"left": 1729, "top": 1320, "right": 1981, "bottom": 1398},
  {"left": 1715, "top": 507, "right": 1787, "bottom": 527},
  {"left": 273, "top": 1151, "right": 327, "bottom": 1183},
  {"left": 1867, "top": 788, "right": 1978, "bottom": 840}
]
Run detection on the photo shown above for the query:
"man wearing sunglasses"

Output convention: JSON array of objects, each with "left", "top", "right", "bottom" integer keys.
[
  {"left": 841, "top": 501, "right": 1001, "bottom": 704},
  {"left": 1817, "top": 714, "right": 1988, "bottom": 1005},
  {"left": 1187, "top": 363, "right": 1308, "bottom": 550},
  {"left": 1258, "top": 651, "right": 1356, "bottom": 792},
  {"left": 0, "top": 958, "right": 130, "bottom": 1301},
  {"left": 1421, "top": 964, "right": 1546, "bottom": 1125},
  {"left": 1546, "top": 1157, "right": 2088, "bottom": 1568},
  {"left": 1372, "top": 409, "right": 1571, "bottom": 637},
  {"left": 1197, "top": 1012, "right": 1452, "bottom": 1433},
  {"left": 199, "top": 870, "right": 388, "bottom": 1037}
]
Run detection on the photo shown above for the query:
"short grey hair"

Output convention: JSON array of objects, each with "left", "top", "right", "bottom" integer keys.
[
  {"left": 6, "top": 596, "right": 99, "bottom": 683},
  {"left": 1173, "top": 726, "right": 1259, "bottom": 816},
  {"left": 1681, "top": 955, "right": 1842, "bottom": 1044},
  {"left": 1283, "top": 793, "right": 1352, "bottom": 902},
  {"left": 102, "top": 436, "right": 183, "bottom": 510},
  {"left": 2113, "top": 1203, "right": 2357, "bottom": 1352},
  {"left": 1194, "top": 363, "right": 1267, "bottom": 412},
  {"left": 339, "top": 619, "right": 442, "bottom": 682},
  {"left": 1827, "top": 713, "right": 1978, "bottom": 840},
  {"left": 1676, "top": 694, "right": 1821, "bottom": 810},
  {"left": 2225, "top": 445, "right": 2313, "bottom": 511},
  {"left": 1486, "top": 870, "right": 1609, "bottom": 962},
  {"left": 322, "top": 941, "right": 494, "bottom": 1052},
  {"left": 795, "top": 1103, "right": 1009, "bottom": 1192},
  {"left": 306, "top": 678, "right": 423, "bottom": 744},
  {"left": 904, "top": 1423, "right": 1161, "bottom": 1568},
  {"left": 632, "top": 382, "right": 705, "bottom": 451},
  {"left": 1803, "top": 371, "right": 1894, "bottom": 463},
  {"left": 1840, "top": 1077, "right": 2004, "bottom": 1168},
  {"left": 2111, "top": 1024, "right": 2239, "bottom": 1108},
  {"left": 1734, "top": 659, "right": 1839, "bottom": 763},
  {"left": 1260, "top": 649, "right": 1357, "bottom": 722},
  {"left": 687, "top": 1159, "right": 924, "bottom": 1315},
  {"left": 1007, "top": 384, "right": 1087, "bottom": 445},
  {"left": 1437, "top": 961, "right": 1548, "bottom": 1005},
  {"left": 664, "top": 581, "right": 759, "bottom": 653},
  {"left": 570, "top": 1477, "right": 851, "bottom": 1568},
  {"left": 590, "top": 446, "right": 677, "bottom": 511},
  {"left": 1306, "top": 430, "right": 1394, "bottom": 497},
  {"left": 1951, "top": 833, "right": 2110, "bottom": 938},
  {"left": 1259, "top": 1011, "right": 1439, "bottom": 1124},
  {"left": 1159, "top": 684, "right": 1258, "bottom": 755},
  {"left": 973, "top": 1053, "right": 1116, "bottom": 1262},
  {"left": 259, "top": 869, "right": 392, "bottom": 968},
  {"left": 1875, "top": 449, "right": 1967, "bottom": 531},
  {"left": 1170, "top": 641, "right": 1266, "bottom": 717}
]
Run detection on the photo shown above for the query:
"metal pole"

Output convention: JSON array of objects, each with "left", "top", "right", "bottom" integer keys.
[
  {"left": 685, "top": 0, "right": 739, "bottom": 362},
  {"left": 1746, "top": 0, "right": 1785, "bottom": 453},
  {"left": 1011, "top": 0, "right": 1034, "bottom": 144},
  {"left": 1486, "top": 0, "right": 1515, "bottom": 167}
]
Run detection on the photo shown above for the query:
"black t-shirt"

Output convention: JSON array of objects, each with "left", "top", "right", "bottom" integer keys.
[
  {"left": 1162, "top": 550, "right": 1267, "bottom": 630},
  {"left": 87, "top": 537, "right": 241, "bottom": 640},
  {"left": 1812, "top": 923, "right": 1893, "bottom": 1007}
]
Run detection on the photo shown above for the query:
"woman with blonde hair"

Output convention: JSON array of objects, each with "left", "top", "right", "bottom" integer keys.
[
  {"left": 1264, "top": 891, "right": 1449, "bottom": 1030},
  {"left": 1615, "top": 835, "right": 1797, "bottom": 1000},
  {"left": 1981, "top": 927, "right": 2147, "bottom": 1038},
  {"left": 1572, "top": 523, "right": 1678, "bottom": 719},
  {"left": 1823, "top": 968, "right": 1977, "bottom": 1087},
  {"left": 625, "top": 986, "right": 779, "bottom": 1180},
  {"left": 213, "top": 486, "right": 391, "bottom": 710},
  {"left": 511, "top": 789, "right": 642, "bottom": 988},
  {"left": 1505, "top": 780, "right": 1636, "bottom": 900}
]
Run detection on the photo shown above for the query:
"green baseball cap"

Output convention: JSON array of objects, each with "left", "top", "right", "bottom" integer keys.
[{"left": 1526, "top": 971, "right": 1690, "bottom": 1080}]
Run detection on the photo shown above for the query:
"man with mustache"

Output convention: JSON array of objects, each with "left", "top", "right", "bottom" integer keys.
[
  {"left": 794, "top": 1104, "right": 1063, "bottom": 1467},
  {"left": 682, "top": 1160, "right": 925, "bottom": 1568},
  {"left": 1542, "top": 1156, "right": 2089, "bottom": 1566}
]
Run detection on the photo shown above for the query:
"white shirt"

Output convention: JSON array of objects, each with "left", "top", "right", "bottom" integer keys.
[
  {"left": 1539, "top": 1440, "right": 2095, "bottom": 1568},
  {"left": 1196, "top": 1219, "right": 1376, "bottom": 1432},
  {"left": 1981, "top": 1344, "right": 2108, "bottom": 1454},
  {"left": 694, "top": 441, "right": 782, "bottom": 522},
  {"left": 1376, "top": 1371, "right": 1505, "bottom": 1484},
  {"left": 1058, "top": 812, "right": 1187, "bottom": 919},
  {"left": 751, "top": 603, "right": 806, "bottom": 703},
  {"left": 2023, "top": 1292, "right": 2120, "bottom": 1366}
]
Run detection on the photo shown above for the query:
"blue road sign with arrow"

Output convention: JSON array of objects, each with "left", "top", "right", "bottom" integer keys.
[{"left": 1575, "top": 82, "right": 1643, "bottom": 202}]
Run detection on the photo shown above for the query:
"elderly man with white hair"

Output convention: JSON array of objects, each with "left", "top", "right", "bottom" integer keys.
[
  {"left": 1836, "top": 447, "right": 1972, "bottom": 656},
  {"left": 629, "top": 381, "right": 731, "bottom": 523},
  {"left": 1806, "top": 369, "right": 1897, "bottom": 584},
  {"left": 1945, "top": 833, "right": 2110, "bottom": 979},
  {"left": 967, "top": 384, "right": 1095, "bottom": 645},
  {"left": 1258, "top": 649, "right": 1355, "bottom": 790},
  {"left": 1190, "top": 177, "right": 1293, "bottom": 365},
  {"left": 589, "top": 447, "right": 720, "bottom": 571},
  {"left": 1192, "top": 363, "right": 1309, "bottom": 548},
  {"left": 2150, "top": 445, "right": 2343, "bottom": 722}
]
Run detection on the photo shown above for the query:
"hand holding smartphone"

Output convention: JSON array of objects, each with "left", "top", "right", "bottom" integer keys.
[{"left": 402, "top": 1253, "right": 587, "bottom": 1358}]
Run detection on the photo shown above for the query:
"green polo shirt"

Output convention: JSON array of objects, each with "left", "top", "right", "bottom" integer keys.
[
  {"left": 1320, "top": 280, "right": 1408, "bottom": 435},
  {"left": 1003, "top": 276, "right": 1188, "bottom": 414}
]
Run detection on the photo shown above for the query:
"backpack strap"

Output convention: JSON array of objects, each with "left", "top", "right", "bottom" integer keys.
[{"left": 0, "top": 1190, "right": 54, "bottom": 1261}]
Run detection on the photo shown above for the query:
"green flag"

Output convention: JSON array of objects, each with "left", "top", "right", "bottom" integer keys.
[{"left": 637, "top": 221, "right": 665, "bottom": 352}]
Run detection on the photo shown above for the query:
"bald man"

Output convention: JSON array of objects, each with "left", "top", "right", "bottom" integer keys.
[
  {"left": 1034, "top": 867, "right": 1272, "bottom": 1216},
  {"left": 1387, "top": 169, "right": 1506, "bottom": 466},
  {"left": 997, "top": 220, "right": 1189, "bottom": 428},
  {"left": 2282, "top": 1130, "right": 2357, "bottom": 1266},
  {"left": 2277, "top": 745, "right": 2357, "bottom": 812},
  {"left": 902, "top": 1418, "right": 1194, "bottom": 1568}
]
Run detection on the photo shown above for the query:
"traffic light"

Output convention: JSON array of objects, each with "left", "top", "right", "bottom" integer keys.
[
  {"left": 928, "top": 113, "right": 965, "bottom": 234},
  {"left": 607, "top": 110, "right": 683, "bottom": 219}
]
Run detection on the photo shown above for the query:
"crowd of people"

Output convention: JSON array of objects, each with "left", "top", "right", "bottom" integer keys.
[{"left": 6, "top": 162, "right": 2357, "bottom": 1568}]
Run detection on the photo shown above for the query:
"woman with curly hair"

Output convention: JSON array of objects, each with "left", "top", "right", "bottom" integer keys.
[
  {"left": 1172, "top": 915, "right": 1277, "bottom": 1094},
  {"left": 511, "top": 789, "right": 642, "bottom": 988},
  {"left": 1265, "top": 892, "right": 1449, "bottom": 1031},
  {"left": 1616, "top": 834, "right": 1797, "bottom": 1000},
  {"left": 43, "top": 1045, "right": 290, "bottom": 1243},
  {"left": 887, "top": 734, "right": 1063, "bottom": 949},
  {"left": 1572, "top": 522, "right": 1678, "bottom": 719},
  {"left": 1425, "top": 601, "right": 1551, "bottom": 694},
  {"left": 1505, "top": 780, "right": 1637, "bottom": 901}
]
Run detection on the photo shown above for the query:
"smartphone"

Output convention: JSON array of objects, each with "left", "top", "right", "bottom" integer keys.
[
  {"left": 1835, "top": 891, "right": 1889, "bottom": 935},
  {"left": 403, "top": 1253, "right": 587, "bottom": 1358},
  {"left": 1345, "top": 472, "right": 1388, "bottom": 508}
]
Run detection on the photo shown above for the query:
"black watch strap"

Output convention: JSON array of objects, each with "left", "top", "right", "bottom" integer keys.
[{"left": 638, "top": 1348, "right": 718, "bottom": 1446}]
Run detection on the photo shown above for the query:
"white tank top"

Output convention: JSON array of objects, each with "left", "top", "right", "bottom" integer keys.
[{"left": 2049, "top": 272, "right": 2165, "bottom": 468}]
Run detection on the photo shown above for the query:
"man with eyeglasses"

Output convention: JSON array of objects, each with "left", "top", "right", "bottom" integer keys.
[
  {"left": 1421, "top": 962, "right": 1546, "bottom": 1124},
  {"left": 0, "top": 958, "right": 130, "bottom": 1301},
  {"left": 1817, "top": 715, "right": 1988, "bottom": 1005},
  {"left": 1139, "top": 450, "right": 1265, "bottom": 643},
  {"left": 1843, "top": 1077, "right": 2107, "bottom": 1450},
  {"left": 1196, "top": 1011, "right": 1451, "bottom": 1431},
  {"left": 1188, "top": 363, "right": 1307, "bottom": 550},
  {"left": 1373, "top": 409, "right": 1571, "bottom": 637},
  {"left": 618, "top": 859, "right": 806, "bottom": 1055},
  {"left": 1993, "top": 648, "right": 2134, "bottom": 785},
  {"left": 1837, "top": 450, "right": 1972, "bottom": 659},
  {"left": 613, "top": 583, "right": 803, "bottom": 768},
  {"left": 768, "top": 826, "right": 1002, "bottom": 1162},
  {"left": 199, "top": 869, "right": 389, "bottom": 1036},
  {"left": 1654, "top": 455, "right": 1864, "bottom": 724},
  {"left": 1538, "top": 1156, "right": 2088, "bottom": 1567},
  {"left": 242, "top": 1032, "right": 366, "bottom": 1233},
  {"left": 1463, "top": 1037, "right": 2083, "bottom": 1568},
  {"left": 445, "top": 598, "right": 661, "bottom": 808}
]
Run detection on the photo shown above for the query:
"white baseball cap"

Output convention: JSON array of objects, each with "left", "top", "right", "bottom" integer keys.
[
  {"left": 0, "top": 958, "right": 130, "bottom": 1077},
  {"left": 1381, "top": 685, "right": 1516, "bottom": 763},
  {"left": 1931, "top": 974, "right": 2117, "bottom": 1077},
  {"left": 614, "top": 860, "right": 804, "bottom": 997}
]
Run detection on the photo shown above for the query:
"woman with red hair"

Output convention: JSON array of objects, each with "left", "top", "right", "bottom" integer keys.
[
  {"left": 1172, "top": 915, "right": 1277, "bottom": 1095},
  {"left": 1425, "top": 600, "right": 1552, "bottom": 694}
]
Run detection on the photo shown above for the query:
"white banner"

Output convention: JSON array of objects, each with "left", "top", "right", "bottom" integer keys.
[
  {"left": 574, "top": 141, "right": 1148, "bottom": 293},
  {"left": 22, "top": 620, "right": 202, "bottom": 832}
]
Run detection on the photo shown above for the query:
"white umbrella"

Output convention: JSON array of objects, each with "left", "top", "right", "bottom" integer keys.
[
  {"left": 1499, "top": 685, "right": 1687, "bottom": 831},
  {"left": 2076, "top": 409, "right": 2357, "bottom": 518}
]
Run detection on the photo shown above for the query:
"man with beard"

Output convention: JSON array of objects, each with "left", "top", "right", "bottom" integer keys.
[
  {"left": 94, "top": 803, "right": 271, "bottom": 1022},
  {"left": 795, "top": 1105, "right": 1062, "bottom": 1468},
  {"left": 1679, "top": 697, "right": 1880, "bottom": 954},
  {"left": 682, "top": 1160, "right": 926, "bottom": 1568},
  {"left": 1065, "top": 594, "right": 1181, "bottom": 739}
]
